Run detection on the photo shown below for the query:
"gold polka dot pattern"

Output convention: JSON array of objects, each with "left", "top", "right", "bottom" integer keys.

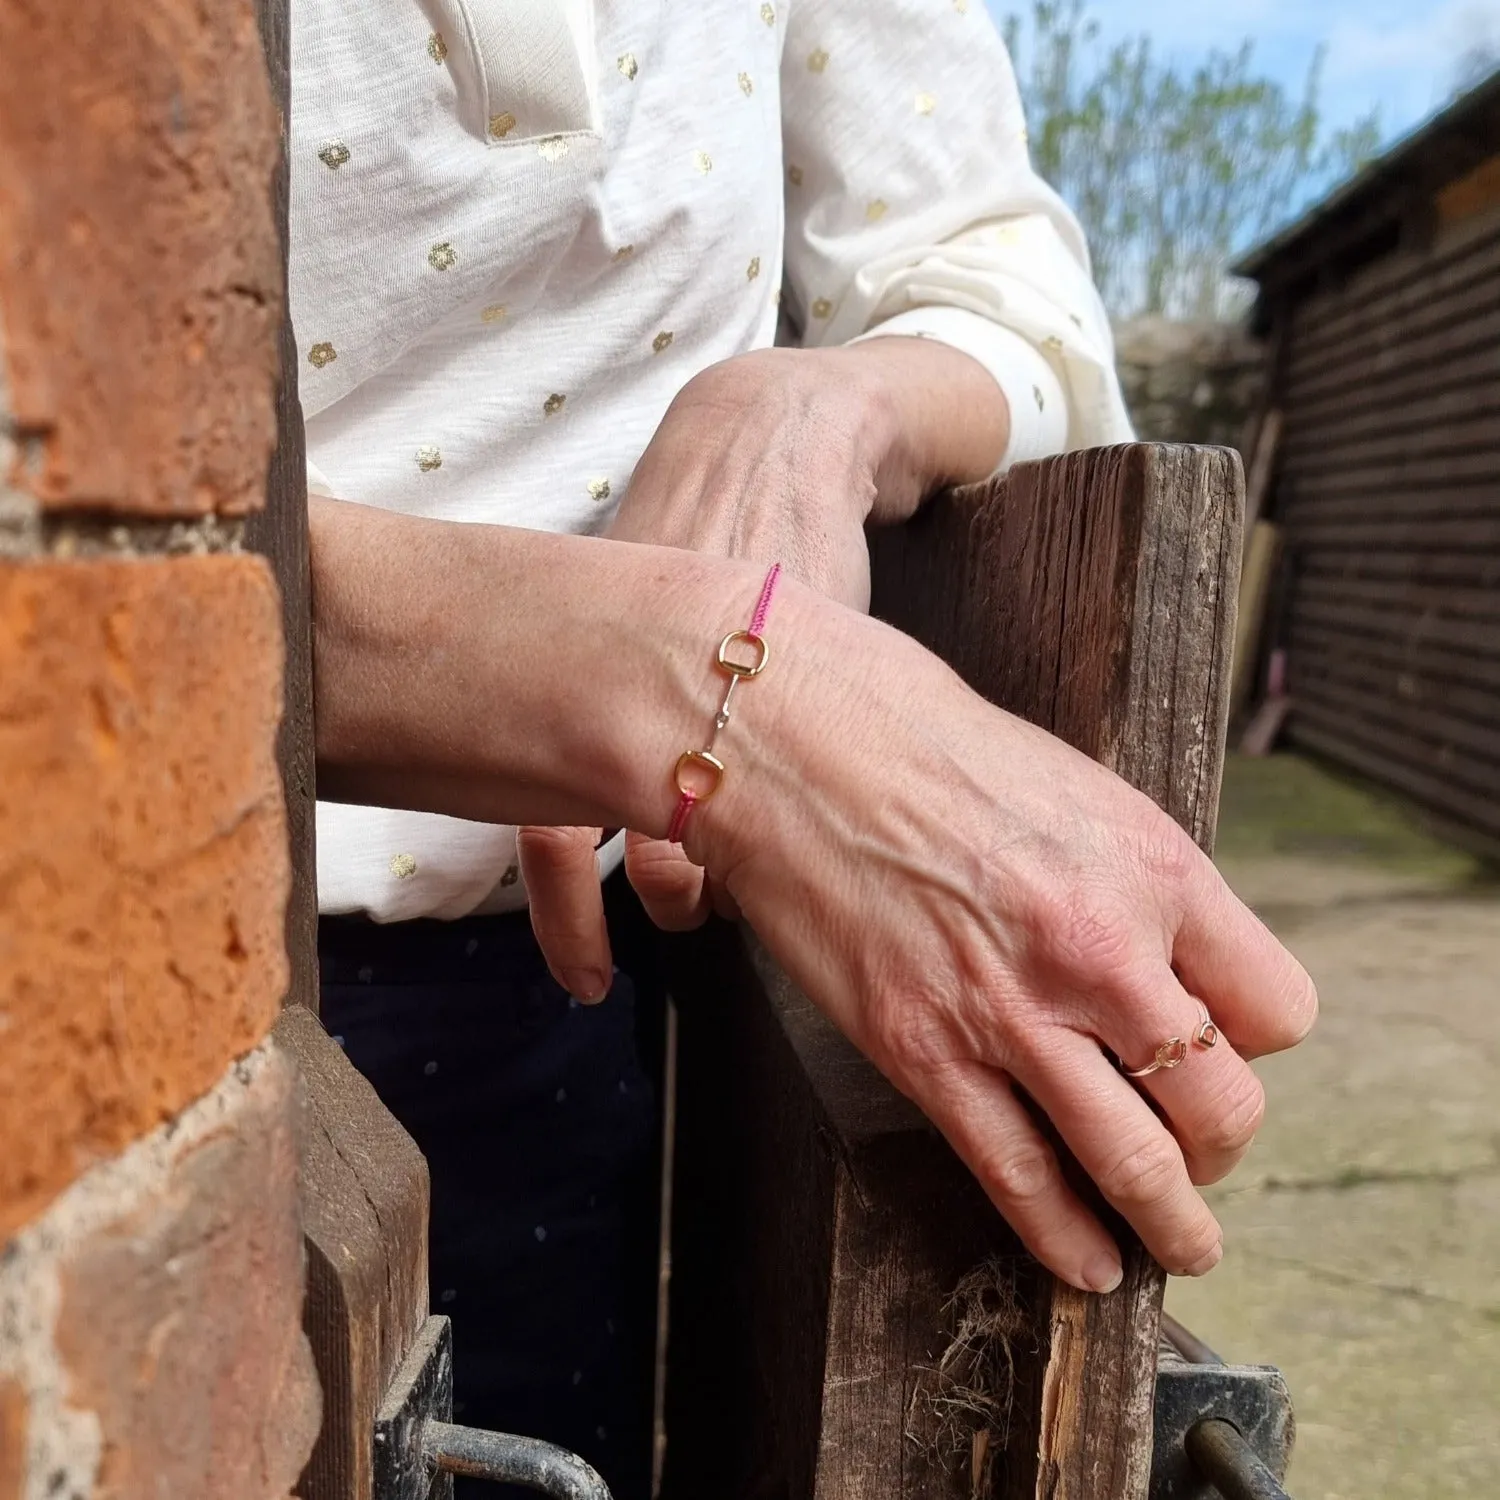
[
  {"left": 416, "top": 445, "right": 443, "bottom": 471},
  {"left": 653, "top": 331, "right": 675, "bottom": 354},
  {"left": 307, "top": 342, "right": 337, "bottom": 369},
  {"left": 428, "top": 242, "right": 457, "bottom": 271},
  {"left": 427, "top": 32, "right": 448, "bottom": 64},
  {"left": 544, "top": 393, "right": 567, "bottom": 416},
  {"left": 489, "top": 112, "right": 517, "bottom": 139},
  {"left": 318, "top": 142, "right": 351, "bottom": 169}
]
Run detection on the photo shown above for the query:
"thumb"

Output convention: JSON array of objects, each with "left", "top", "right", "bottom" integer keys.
[{"left": 625, "top": 831, "right": 714, "bottom": 932}]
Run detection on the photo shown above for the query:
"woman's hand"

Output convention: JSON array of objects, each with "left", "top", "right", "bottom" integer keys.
[
  {"left": 522, "top": 336, "right": 1013, "bottom": 978},
  {"left": 311, "top": 499, "right": 1316, "bottom": 1293},
  {"left": 696, "top": 584, "right": 1316, "bottom": 1292}
]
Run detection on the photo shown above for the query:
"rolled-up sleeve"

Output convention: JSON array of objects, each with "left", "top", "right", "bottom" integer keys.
[{"left": 779, "top": 0, "right": 1133, "bottom": 467}]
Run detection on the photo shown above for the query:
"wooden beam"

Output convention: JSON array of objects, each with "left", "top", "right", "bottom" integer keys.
[
  {"left": 248, "top": 0, "right": 318, "bottom": 1013},
  {"left": 249, "top": 14, "right": 437, "bottom": 1500},
  {"left": 661, "top": 443, "right": 1243, "bottom": 1500},
  {"left": 275, "top": 1006, "right": 430, "bottom": 1500}
]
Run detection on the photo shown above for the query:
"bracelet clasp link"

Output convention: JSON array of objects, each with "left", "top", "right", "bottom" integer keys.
[
  {"left": 674, "top": 749, "right": 726, "bottom": 803},
  {"left": 717, "top": 629, "right": 769, "bottom": 678}
]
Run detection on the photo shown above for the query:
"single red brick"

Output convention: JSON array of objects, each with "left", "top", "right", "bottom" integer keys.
[
  {"left": 0, "top": 556, "right": 289, "bottom": 1237},
  {"left": 0, "top": 0, "right": 280, "bottom": 515},
  {"left": 0, "top": 1379, "right": 24, "bottom": 1500},
  {"left": 54, "top": 1046, "right": 320, "bottom": 1500}
]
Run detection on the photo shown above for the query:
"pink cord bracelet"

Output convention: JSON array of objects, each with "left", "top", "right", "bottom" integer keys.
[{"left": 667, "top": 563, "right": 782, "bottom": 845}]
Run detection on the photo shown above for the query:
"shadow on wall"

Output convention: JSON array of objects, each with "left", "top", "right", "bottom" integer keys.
[{"left": 1114, "top": 316, "right": 1265, "bottom": 449}]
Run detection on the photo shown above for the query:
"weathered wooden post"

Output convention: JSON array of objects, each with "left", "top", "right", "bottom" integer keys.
[{"left": 661, "top": 444, "right": 1243, "bottom": 1500}]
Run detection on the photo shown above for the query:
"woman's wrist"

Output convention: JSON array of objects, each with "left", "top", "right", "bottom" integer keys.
[{"left": 309, "top": 496, "right": 773, "bottom": 840}]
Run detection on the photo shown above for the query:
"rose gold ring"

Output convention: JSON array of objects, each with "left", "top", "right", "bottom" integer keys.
[{"left": 1123, "top": 1003, "right": 1218, "bottom": 1078}]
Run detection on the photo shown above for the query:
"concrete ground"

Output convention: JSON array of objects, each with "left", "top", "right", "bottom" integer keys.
[{"left": 1166, "top": 753, "right": 1500, "bottom": 1500}]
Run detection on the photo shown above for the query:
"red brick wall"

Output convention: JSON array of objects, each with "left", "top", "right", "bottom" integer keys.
[{"left": 0, "top": 2, "right": 320, "bottom": 1494}]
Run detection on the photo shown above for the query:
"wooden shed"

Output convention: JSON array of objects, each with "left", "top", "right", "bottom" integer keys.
[{"left": 1238, "top": 70, "right": 1500, "bottom": 851}]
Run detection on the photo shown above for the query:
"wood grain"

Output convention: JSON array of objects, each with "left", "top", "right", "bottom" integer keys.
[
  {"left": 661, "top": 443, "right": 1243, "bottom": 1500},
  {"left": 1284, "top": 487, "right": 1500, "bottom": 526},
  {"left": 275, "top": 1006, "right": 430, "bottom": 1500},
  {"left": 1286, "top": 319, "right": 1500, "bottom": 416},
  {"left": 1287, "top": 217, "right": 1500, "bottom": 346},
  {"left": 1287, "top": 625, "right": 1500, "bottom": 692},
  {"left": 248, "top": 0, "right": 318, "bottom": 1014}
]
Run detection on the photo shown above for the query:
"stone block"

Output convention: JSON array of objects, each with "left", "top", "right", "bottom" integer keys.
[{"left": 0, "top": 555, "right": 288, "bottom": 1237}]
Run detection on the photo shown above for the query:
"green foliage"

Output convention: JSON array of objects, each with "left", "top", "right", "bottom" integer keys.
[{"left": 1003, "top": 1, "right": 1382, "bottom": 318}]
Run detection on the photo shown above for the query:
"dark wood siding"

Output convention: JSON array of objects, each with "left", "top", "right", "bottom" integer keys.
[{"left": 1274, "top": 204, "right": 1500, "bottom": 848}]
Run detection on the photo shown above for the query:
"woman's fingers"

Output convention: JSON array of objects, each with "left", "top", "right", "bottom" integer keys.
[
  {"left": 1086, "top": 968, "right": 1266, "bottom": 1186},
  {"left": 1172, "top": 866, "right": 1318, "bottom": 1060},
  {"left": 516, "top": 825, "right": 613, "bottom": 1002},
  {"left": 913, "top": 1058, "right": 1125, "bottom": 1294},
  {"left": 624, "top": 831, "right": 714, "bottom": 931},
  {"left": 1016, "top": 1034, "right": 1224, "bottom": 1277}
]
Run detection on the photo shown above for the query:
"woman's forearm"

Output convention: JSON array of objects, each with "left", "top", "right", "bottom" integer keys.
[{"left": 309, "top": 496, "right": 769, "bottom": 834}]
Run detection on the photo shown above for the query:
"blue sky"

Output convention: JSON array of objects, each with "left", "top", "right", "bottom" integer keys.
[{"left": 987, "top": 0, "right": 1500, "bottom": 147}]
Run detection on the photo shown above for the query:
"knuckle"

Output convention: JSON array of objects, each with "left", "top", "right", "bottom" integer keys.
[
  {"left": 1137, "top": 816, "right": 1198, "bottom": 890},
  {"left": 1041, "top": 888, "right": 1141, "bottom": 992},
  {"left": 868, "top": 995, "right": 955, "bottom": 1075},
  {"left": 1097, "top": 1135, "right": 1183, "bottom": 1208},
  {"left": 980, "top": 1142, "right": 1058, "bottom": 1213},
  {"left": 626, "top": 838, "right": 693, "bottom": 889},
  {"left": 517, "top": 823, "right": 596, "bottom": 870}
]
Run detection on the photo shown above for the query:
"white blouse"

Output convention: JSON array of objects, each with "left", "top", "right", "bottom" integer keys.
[{"left": 290, "top": 0, "right": 1134, "bottom": 922}]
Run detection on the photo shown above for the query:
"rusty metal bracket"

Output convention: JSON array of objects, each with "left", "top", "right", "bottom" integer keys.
[
  {"left": 1151, "top": 1314, "right": 1296, "bottom": 1500},
  {"left": 374, "top": 1316, "right": 612, "bottom": 1500}
]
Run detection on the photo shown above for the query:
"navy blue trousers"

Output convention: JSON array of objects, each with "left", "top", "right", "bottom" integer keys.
[{"left": 319, "top": 905, "right": 661, "bottom": 1500}]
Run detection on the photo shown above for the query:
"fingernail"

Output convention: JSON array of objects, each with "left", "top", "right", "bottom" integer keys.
[
  {"left": 1083, "top": 1252, "right": 1124, "bottom": 1294},
  {"left": 1184, "top": 1242, "right": 1224, "bottom": 1277},
  {"left": 562, "top": 968, "right": 608, "bottom": 1004}
]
